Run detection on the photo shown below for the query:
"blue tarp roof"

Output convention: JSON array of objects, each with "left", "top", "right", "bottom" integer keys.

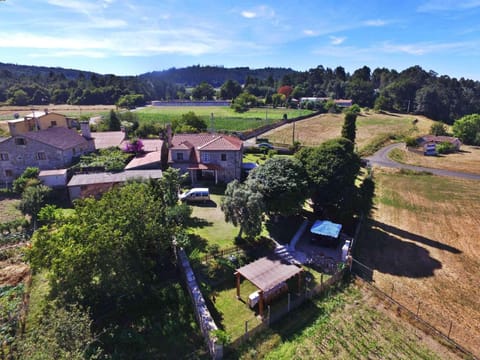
[{"left": 310, "top": 220, "right": 342, "bottom": 239}]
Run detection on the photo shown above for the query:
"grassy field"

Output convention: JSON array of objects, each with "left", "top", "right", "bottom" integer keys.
[
  {"left": 0, "top": 195, "right": 22, "bottom": 223},
  {"left": 263, "top": 111, "right": 434, "bottom": 152},
  {"left": 389, "top": 146, "right": 480, "bottom": 174},
  {"left": 135, "top": 106, "right": 313, "bottom": 132},
  {"left": 355, "top": 168, "right": 480, "bottom": 355},
  {"left": 188, "top": 193, "right": 239, "bottom": 250},
  {"left": 229, "top": 281, "right": 460, "bottom": 359}
]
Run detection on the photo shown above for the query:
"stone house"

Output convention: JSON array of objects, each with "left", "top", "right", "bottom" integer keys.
[
  {"left": 0, "top": 112, "right": 95, "bottom": 186},
  {"left": 168, "top": 133, "right": 243, "bottom": 184}
]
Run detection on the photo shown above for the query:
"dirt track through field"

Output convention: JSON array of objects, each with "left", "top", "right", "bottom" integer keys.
[{"left": 356, "top": 169, "right": 480, "bottom": 356}]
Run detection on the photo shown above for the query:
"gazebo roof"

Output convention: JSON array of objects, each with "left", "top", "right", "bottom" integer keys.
[{"left": 235, "top": 255, "right": 303, "bottom": 292}]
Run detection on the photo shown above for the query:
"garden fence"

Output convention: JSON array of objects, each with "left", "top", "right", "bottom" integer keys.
[{"left": 351, "top": 258, "right": 478, "bottom": 359}]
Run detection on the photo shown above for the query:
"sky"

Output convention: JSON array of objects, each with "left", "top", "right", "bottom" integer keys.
[{"left": 1, "top": 0, "right": 480, "bottom": 80}]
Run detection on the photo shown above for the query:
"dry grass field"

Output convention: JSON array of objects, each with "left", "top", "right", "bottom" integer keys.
[
  {"left": 390, "top": 146, "right": 480, "bottom": 174},
  {"left": 263, "top": 111, "right": 433, "bottom": 149},
  {"left": 356, "top": 168, "right": 480, "bottom": 356}
]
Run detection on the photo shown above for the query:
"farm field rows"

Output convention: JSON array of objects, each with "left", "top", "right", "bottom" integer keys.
[
  {"left": 263, "top": 112, "right": 434, "bottom": 150},
  {"left": 355, "top": 168, "right": 480, "bottom": 355},
  {"left": 389, "top": 145, "right": 480, "bottom": 175}
]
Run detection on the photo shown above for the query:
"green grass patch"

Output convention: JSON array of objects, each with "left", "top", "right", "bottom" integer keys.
[
  {"left": 229, "top": 282, "right": 451, "bottom": 359},
  {"left": 136, "top": 106, "right": 313, "bottom": 132},
  {"left": 188, "top": 194, "right": 239, "bottom": 250},
  {"left": 0, "top": 196, "right": 23, "bottom": 224},
  {"left": 388, "top": 148, "right": 407, "bottom": 163}
]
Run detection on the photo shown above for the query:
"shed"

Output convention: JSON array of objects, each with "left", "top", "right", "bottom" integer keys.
[
  {"left": 235, "top": 255, "right": 303, "bottom": 317},
  {"left": 39, "top": 169, "right": 68, "bottom": 188},
  {"left": 310, "top": 220, "right": 342, "bottom": 247}
]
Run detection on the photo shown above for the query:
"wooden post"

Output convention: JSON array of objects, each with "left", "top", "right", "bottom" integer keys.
[
  {"left": 259, "top": 290, "right": 264, "bottom": 318},
  {"left": 236, "top": 272, "right": 241, "bottom": 299},
  {"left": 297, "top": 272, "right": 302, "bottom": 294},
  {"left": 417, "top": 302, "right": 421, "bottom": 317},
  {"left": 448, "top": 320, "right": 453, "bottom": 338},
  {"left": 245, "top": 320, "right": 248, "bottom": 334}
]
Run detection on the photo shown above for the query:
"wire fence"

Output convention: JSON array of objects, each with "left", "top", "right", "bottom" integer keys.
[{"left": 351, "top": 258, "right": 478, "bottom": 359}]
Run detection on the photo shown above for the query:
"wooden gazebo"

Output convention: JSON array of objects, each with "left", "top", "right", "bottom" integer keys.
[{"left": 235, "top": 255, "right": 304, "bottom": 318}]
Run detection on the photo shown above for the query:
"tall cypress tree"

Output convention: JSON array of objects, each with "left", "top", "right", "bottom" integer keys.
[{"left": 342, "top": 111, "right": 357, "bottom": 143}]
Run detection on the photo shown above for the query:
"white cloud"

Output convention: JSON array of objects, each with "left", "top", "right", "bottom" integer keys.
[
  {"left": 241, "top": 11, "right": 257, "bottom": 18},
  {"left": 381, "top": 40, "right": 474, "bottom": 55},
  {"left": 330, "top": 36, "right": 346, "bottom": 45},
  {"left": 240, "top": 5, "right": 275, "bottom": 19},
  {"left": 363, "top": 19, "right": 387, "bottom": 27},
  {"left": 0, "top": 32, "right": 110, "bottom": 50},
  {"left": 303, "top": 29, "right": 318, "bottom": 36}
]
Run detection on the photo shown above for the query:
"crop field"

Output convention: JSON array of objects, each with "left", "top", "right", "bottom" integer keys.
[
  {"left": 230, "top": 281, "right": 460, "bottom": 359},
  {"left": 389, "top": 145, "right": 480, "bottom": 175},
  {"left": 263, "top": 111, "right": 434, "bottom": 150},
  {"left": 135, "top": 106, "right": 313, "bottom": 132},
  {"left": 355, "top": 168, "right": 480, "bottom": 355}
]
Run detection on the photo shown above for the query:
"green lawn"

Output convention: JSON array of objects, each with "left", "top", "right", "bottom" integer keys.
[
  {"left": 0, "top": 195, "right": 23, "bottom": 224},
  {"left": 188, "top": 194, "right": 239, "bottom": 250},
  {"left": 135, "top": 106, "right": 313, "bottom": 132}
]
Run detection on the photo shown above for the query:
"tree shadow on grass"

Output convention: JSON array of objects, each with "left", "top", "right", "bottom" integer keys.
[
  {"left": 186, "top": 216, "right": 213, "bottom": 229},
  {"left": 265, "top": 215, "right": 306, "bottom": 244},
  {"left": 186, "top": 233, "right": 208, "bottom": 253},
  {"left": 356, "top": 225, "right": 443, "bottom": 278},
  {"left": 370, "top": 220, "right": 461, "bottom": 254}
]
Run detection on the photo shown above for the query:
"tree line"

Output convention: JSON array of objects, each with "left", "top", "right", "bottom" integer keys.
[{"left": 2, "top": 62, "right": 480, "bottom": 123}]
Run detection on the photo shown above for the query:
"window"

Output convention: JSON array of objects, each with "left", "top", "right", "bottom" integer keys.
[
  {"left": 5, "top": 170, "right": 13, "bottom": 177},
  {"left": 0, "top": 153, "right": 8, "bottom": 161},
  {"left": 15, "top": 138, "right": 26, "bottom": 146},
  {"left": 36, "top": 152, "right": 47, "bottom": 160},
  {"left": 221, "top": 153, "right": 227, "bottom": 161},
  {"left": 50, "top": 120, "right": 57, "bottom": 127},
  {"left": 176, "top": 152, "right": 184, "bottom": 161},
  {"left": 201, "top": 152, "right": 210, "bottom": 163}
]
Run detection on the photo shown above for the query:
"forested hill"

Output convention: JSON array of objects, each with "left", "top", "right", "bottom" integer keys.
[
  {"left": 2, "top": 62, "right": 480, "bottom": 123},
  {"left": 141, "top": 65, "right": 295, "bottom": 87}
]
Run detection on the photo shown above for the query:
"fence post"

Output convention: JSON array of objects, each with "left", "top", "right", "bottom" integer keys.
[
  {"left": 448, "top": 320, "right": 453, "bottom": 338},
  {"left": 267, "top": 305, "right": 271, "bottom": 326},
  {"left": 416, "top": 302, "right": 421, "bottom": 317},
  {"left": 391, "top": 283, "right": 394, "bottom": 298},
  {"left": 245, "top": 320, "right": 248, "bottom": 335}
]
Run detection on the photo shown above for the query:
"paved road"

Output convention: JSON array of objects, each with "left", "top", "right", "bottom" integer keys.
[{"left": 365, "top": 143, "right": 480, "bottom": 181}]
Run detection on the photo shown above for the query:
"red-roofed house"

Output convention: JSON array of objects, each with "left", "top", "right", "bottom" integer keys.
[{"left": 168, "top": 133, "right": 243, "bottom": 184}]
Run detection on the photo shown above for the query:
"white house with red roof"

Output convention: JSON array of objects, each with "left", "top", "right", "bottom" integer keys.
[{"left": 168, "top": 133, "right": 243, "bottom": 184}]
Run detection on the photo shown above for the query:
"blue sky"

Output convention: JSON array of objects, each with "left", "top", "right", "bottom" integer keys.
[{"left": 1, "top": 0, "right": 480, "bottom": 79}]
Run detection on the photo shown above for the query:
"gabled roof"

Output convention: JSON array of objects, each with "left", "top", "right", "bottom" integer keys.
[
  {"left": 22, "top": 127, "right": 90, "bottom": 150},
  {"left": 91, "top": 131, "right": 126, "bottom": 149},
  {"left": 171, "top": 133, "right": 243, "bottom": 151},
  {"left": 419, "top": 135, "right": 461, "bottom": 145},
  {"left": 125, "top": 151, "right": 161, "bottom": 170}
]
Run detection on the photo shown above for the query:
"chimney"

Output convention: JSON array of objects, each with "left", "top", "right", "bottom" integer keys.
[
  {"left": 166, "top": 123, "right": 172, "bottom": 147},
  {"left": 80, "top": 121, "right": 91, "bottom": 139}
]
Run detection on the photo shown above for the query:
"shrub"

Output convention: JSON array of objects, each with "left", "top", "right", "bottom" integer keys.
[
  {"left": 405, "top": 136, "right": 418, "bottom": 147},
  {"left": 437, "top": 142, "right": 456, "bottom": 154}
]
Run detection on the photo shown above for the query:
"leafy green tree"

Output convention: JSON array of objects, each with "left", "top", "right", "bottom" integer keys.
[
  {"left": 10, "top": 89, "right": 29, "bottom": 105},
  {"left": 191, "top": 82, "right": 215, "bottom": 100},
  {"left": 246, "top": 157, "right": 308, "bottom": 216},
  {"left": 13, "top": 167, "right": 40, "bottom": 193},
  {"left": 452, "top": 114, "right": 480, "bottom": 145},
  {"left": 219, "top": 80, "right": 242, "bottom": 99},
  {"left": 116, "top": 94, "right": 145, "bottom": 109},
  {"left": 29, "top": 180, "right": 190, "bottom": 312},
  {"left": 171, "top": 111, "right": 207, "bottom": 133},
  {"left": 430, "top": 122, "right": 449, "bottom": 136},
  {"left": 295, "top": 138, "right": 361, "bottom": 215},
  {"left": 19, "top": 184, "right": 51, "bottom": 230},
  {"left": 106, "top": 109, "right": 121, "bottom": 131},
  {"left": 231, "top": 92, "right": 258, "bottom": 113},
  {"left": 221, "top": 180, "right": 264, "bottom": 238},
  {"left": 341, "top": 111, "right": 357, "bottom": 143}
]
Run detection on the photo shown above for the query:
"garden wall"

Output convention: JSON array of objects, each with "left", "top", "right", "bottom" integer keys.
[{"left": 176, "top": 247, "right": 223, "bottom": 360}]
